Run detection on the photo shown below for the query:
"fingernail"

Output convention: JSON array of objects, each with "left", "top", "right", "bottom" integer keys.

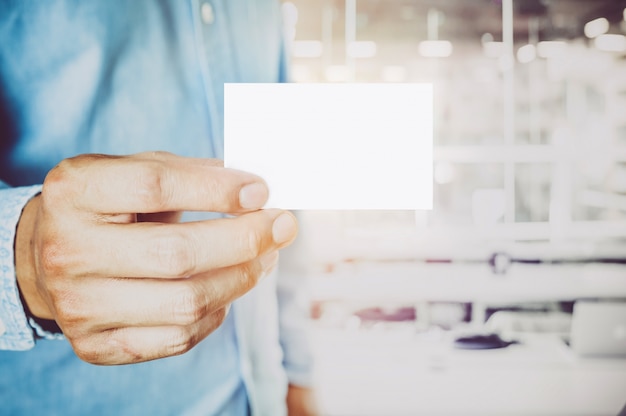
[
  {"left": 272, "top": 212, "right": 297, "bottom": 245},
  {"left": 259, "top": 251, "right": 279, "bottom": 273},
  {"left": 239, "top": 182, "right": 268, "bottom": 209}
]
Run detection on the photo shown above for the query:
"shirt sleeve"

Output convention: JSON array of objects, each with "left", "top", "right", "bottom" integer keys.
[
  {"left": 0, "top": 182, "right": 42, "bottom": 350},
  {"left": 276, "top": 212, "right": 315, "bottom": 387},
  {"left": 274, "top": 13, "right": 316, "bottom": 387},
  {"left": 277, "top": 274, "right": 315, "bottom": 387}
]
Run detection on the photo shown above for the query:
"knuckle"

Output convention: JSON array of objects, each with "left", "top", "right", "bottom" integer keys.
[
  {"left": 53, "top": 292, "right": 87, "bottom": 331},
  {"left": 39, "top": 238, "right": 74, "bottom": 276},
  {"left": 212, "top": 307, "right": 227, "bottom": 327},
  {"left": 172, "top": 286, "right": 210, "bottom": 325},
  {"left": 71, "top": 337, "right": 101, "bottom": 364},
  {"left": 42, "top": 161, "right": 72, "bottom": 205},
  {"left": 42, "top": 155, "right": 106, "bottom": 208},
  {"left": 166, "top": 327, "right": 197, "bottom": 357},
  {"left": 151, "top": 232, "right": 195, "bottom": 277},
  {"left": 242, "top": 228, "right": 264, "bottom": 260},
  {"left": 136, "top": 160, "right": 170, "bottom": 210},
  {"left": 235, "top": 261, "right": 261, "bottom": 294}
]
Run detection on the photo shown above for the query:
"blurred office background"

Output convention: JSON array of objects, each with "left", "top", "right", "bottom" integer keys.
[{"left": 279, "top": 1, "right": 626, "bottom": 415}]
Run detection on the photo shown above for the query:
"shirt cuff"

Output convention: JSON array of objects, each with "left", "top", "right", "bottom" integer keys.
[
  {"left": 0, "top": 184, "right": 42, "bottom": 350},
  {"left": 284, "top": 362, "right": 315, "bottom": 388}
]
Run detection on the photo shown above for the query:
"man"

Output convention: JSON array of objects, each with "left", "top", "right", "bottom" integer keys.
[{"left": 0, "top": 1, "right": 316, "bottom": 414}]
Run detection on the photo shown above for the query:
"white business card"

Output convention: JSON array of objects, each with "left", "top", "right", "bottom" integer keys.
[{"left": 224, "top": 83, "right": 433, "bottom": 210}]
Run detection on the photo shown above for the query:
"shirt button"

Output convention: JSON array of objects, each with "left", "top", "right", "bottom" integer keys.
[{"left": 201, "top": 2, "right": 215, "bottom": 25}]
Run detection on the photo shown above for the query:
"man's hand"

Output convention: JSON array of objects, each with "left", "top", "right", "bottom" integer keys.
[
  {"left": 287, "top": 384, "right": 320, "bottom": 416},
  {"left": 14, "top": 152, "right": 297, "bottom": 365}
]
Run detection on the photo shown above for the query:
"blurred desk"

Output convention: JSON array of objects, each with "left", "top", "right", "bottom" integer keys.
[
  {"left": 311, "top": 263, "right": 626, "bottom": 304},
  {"left": 312, "top": 328, "right": 626, "bottom": 416}
]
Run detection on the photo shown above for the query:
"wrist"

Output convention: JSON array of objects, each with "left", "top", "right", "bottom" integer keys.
[{"left": 15, "top": 195, "right": 52, "bottom": 320}]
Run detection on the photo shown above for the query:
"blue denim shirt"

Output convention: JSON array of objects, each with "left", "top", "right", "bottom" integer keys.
[{"left": 0, "top": 1, "right": 303, "bottom": 415}]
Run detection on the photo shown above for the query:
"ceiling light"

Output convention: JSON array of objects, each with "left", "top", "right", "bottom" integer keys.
[
  {"left": 537, "top": 41, "right": 567, "bottom": 58},
  {"left": 347, "top": 41, "right": 377, "bottom": 58},
  {"left": 419, "top": 40, "right": 452, "bottom": 58},
  {"left": 594, "top": 34, "right": 626, "bottom": 52},
  {"left": 584, "top": 17, "right": 609, "bottom": 38},
  {"left": 516, "top": 44, "right": 536, "bottom": 63},
  {"left": 419, "top": 8, "right": 451, "bottom": 58}
]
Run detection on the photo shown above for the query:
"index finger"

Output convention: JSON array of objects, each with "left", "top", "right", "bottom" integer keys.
[{"left": 44, "top": 152, "right": 269, "bottom": 214}]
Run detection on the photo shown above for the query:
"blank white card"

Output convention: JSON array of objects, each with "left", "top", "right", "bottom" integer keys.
[{"left": 224, "top": 83, "right": 433, "bottom": 210}]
